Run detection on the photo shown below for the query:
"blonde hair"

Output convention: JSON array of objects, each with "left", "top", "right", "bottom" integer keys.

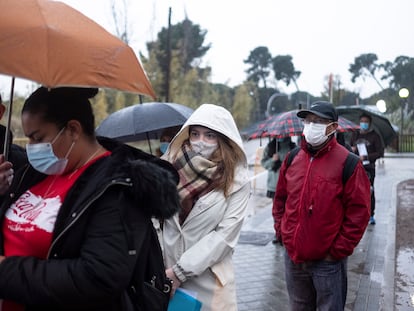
[{"left": 210, "top": 133, "right": 245, "bottom": 197}]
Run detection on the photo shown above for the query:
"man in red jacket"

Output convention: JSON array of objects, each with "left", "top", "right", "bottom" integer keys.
[{"left": 273, "top": 101, "right": 371, "bottom": 311}]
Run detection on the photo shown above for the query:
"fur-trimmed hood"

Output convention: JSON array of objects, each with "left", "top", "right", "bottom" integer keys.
[
  {"left": 92, "top": 137, "right": 180, "bottom": 219},
  {"left": 3, "top": 137, "right": 180, "bottom": 221}
]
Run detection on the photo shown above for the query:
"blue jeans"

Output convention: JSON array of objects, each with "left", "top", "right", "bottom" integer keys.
[{"left": 284, "top": 251, "right": 348, "bottom": 311}]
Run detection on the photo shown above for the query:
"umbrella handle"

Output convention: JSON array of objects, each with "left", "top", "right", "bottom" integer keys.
[
  {"left": 3, "top": 77, "right": 15, "bottom": 161},
  {"left": 146, "top": 132, "right": 153, "bottom": 155}
]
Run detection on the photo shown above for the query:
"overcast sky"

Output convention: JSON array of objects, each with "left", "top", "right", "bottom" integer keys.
[{"left": 1, "top": 0, "right": 413, "bottom": 100}]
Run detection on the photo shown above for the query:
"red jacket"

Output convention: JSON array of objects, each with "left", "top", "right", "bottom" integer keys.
[{"left": 273, "top": 138, "right": 371, "bottom": 263}]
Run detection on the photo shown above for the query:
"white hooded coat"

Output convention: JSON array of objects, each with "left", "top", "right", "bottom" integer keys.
[{"left": 162, "top": 104, "right": 250, "bottom": 311}]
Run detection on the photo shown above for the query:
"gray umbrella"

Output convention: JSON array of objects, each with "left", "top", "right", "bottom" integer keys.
[
  {"left": 96, "top": 102, "right": 193, "bottom": 151},
  {"left": 336, "top": 105, "right": 397, "bottom": 147}
]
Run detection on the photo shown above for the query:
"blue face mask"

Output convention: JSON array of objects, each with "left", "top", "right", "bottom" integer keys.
[
  {"left": 159, "top": 142, "right": 169, "bottom": 154},
  {"left": 26, "top": 127, "right": 74, "bottom": 175},
  {"left": 360, "top": 122, "right": 369, "bottom": 131}
]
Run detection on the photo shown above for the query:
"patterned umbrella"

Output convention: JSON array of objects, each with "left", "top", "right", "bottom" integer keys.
[{"left": 246, "top": 110, "right": 359, "bottom": 140}]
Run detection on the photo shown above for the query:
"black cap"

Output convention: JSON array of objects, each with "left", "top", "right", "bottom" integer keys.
[{"left": 297, "top": 101, "right": 338, "bottom": 121}]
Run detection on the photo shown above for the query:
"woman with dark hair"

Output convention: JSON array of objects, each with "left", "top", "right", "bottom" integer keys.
[
  {"left": 161, "top": 104, "right": 250, "bottom": 310},
  {"left": 0, "top": 87, "right": 179, "bottom": 310}
]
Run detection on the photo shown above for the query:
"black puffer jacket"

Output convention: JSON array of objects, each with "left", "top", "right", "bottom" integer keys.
[{"left": 0, "top": 137, "right": 180, "bottom": 311}]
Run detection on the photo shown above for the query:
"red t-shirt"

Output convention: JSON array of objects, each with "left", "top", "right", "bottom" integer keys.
[{"left": 1, "top": 151, "right": 110, "bottom": 310}]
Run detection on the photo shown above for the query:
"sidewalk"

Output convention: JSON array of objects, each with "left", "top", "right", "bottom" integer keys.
[{"left": 234, "top": 156, "right": 414, "bottom": 311}]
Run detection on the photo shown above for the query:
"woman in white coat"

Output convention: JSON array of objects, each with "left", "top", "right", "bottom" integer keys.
[{"left": 162, "top": 103, "right": 250, "bottom": 311}]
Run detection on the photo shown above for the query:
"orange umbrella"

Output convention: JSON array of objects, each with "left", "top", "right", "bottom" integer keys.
[
  {"left": 0, "top": 0, "right": 156, "bottom": 98},
  {"left": 0, "top": 0, "right": 156, "bottom": 159}
]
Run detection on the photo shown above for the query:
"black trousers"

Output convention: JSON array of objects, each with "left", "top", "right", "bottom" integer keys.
[{"left": 364, "top": 166, "right": 376, "bottom": 217}]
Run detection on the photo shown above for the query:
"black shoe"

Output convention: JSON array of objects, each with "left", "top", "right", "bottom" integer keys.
[{"left": 272, "top": 237, "right": 282, "bottom": 245}]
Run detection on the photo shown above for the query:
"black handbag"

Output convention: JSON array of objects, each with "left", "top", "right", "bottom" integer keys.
[{"left": 121, "top": 222, "right": 172, "bottom": 311}]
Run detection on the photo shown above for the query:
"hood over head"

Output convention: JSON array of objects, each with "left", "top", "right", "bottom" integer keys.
[{"left": 166, "top": 104, "right": 247, "bottom": 163}]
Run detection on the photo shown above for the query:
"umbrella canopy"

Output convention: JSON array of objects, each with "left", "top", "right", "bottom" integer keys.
[
  {"left": 246, "top": 110, "right": 359, "bottom": 140},
  {"left": 0, "top": 0, "right": 157, "bottom": 159},
  {"left": 336, "top": 105, "right": 397, "bottom": 147},
  {"left": 96, "top": 102, "right": 194, "bottom": 142},
  {"left": 0, "top": 0, "right": 155, "bottom": 98}
]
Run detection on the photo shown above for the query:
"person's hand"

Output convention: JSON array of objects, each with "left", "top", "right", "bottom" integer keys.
[
  {"left": 166, "top": 268, "right": 181, "bottom": 297},
  {"left": 272, "top": 154, "right": 279, "bottom": 161},
  {"left": 0, "top": 155, "right": 14, "bottom": 195},
  {"left": 324, "top": 254, "right": 336, "bottom": 262},
  {"left": 359, "top": 155, "right": 367, "bottom": 161}
]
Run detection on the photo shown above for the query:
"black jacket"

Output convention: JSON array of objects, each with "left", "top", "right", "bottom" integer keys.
[
  {"left": 0, "top": 124, "right": 28, "bottom": 172},
  {"left": 0, "top": 137, "right": 180, "bottom": 311}
]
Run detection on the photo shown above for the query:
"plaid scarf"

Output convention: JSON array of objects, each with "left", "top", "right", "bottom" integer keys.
[{"left": 173, "top": 144, "right": 219, "bottom": 224}]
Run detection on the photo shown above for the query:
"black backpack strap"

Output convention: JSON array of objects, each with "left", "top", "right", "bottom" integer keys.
[
  {"left": 342, "top": 152, "right": 360, "bottom": 184},
  {"left": 286, "top": 146, "right": 301, "bottom": 169},
  {"left": 285, "top": 147, "right": 358, "bottom": 185}
]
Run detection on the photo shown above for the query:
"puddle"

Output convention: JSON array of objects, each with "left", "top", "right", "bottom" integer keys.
[
  {"left": 370, "top": 271, "right": 383, "bottom": 284},
  {"left": 395, "top": 248, "right": 414, "bottom": 309}
]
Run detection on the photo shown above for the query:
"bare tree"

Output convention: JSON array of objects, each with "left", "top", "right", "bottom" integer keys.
[{"left": 110, "top": 0, "right": 130, "bottom": 44}]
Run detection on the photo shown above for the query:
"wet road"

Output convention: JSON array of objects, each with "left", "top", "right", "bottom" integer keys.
[{"left": 235, "top": 140, "right": 414, "bottom": 310}]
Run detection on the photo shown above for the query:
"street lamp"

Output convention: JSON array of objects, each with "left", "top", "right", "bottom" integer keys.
[
  {"left": 376, "top": 99, "right": 386, "bottom": 113},
  {"left": 398, "top": 88, "right": 409, "bottom": 137}
]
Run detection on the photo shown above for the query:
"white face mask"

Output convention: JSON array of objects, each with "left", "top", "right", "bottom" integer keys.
[
  {"left": 190, "top": 140, "right": 218, "bottom": 158},
  {"left": 303, "top": 122, "right": 335, "bottom": 147}
]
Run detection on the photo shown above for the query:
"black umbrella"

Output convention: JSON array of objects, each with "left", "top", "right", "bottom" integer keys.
[
  {"left": 96, "top": 102, "right": 193, "bottom": 153},
  {"left": 336, "top": 105, "right": 397, "bottom": 147}
]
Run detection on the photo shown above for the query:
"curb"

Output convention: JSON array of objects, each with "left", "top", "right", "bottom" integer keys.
[{"left": 380, "top": 180, "right": 397, "bottom": 310}]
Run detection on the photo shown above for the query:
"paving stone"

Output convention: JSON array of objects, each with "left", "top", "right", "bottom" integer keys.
[{"left": 234, "top": 157, "right": 414, "bottom": 311}]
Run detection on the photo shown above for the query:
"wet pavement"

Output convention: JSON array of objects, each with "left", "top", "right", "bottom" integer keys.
[{"left": 234, "top": 154, "right": 414, "bottom": 311}]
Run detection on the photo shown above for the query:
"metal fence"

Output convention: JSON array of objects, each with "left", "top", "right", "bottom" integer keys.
[{"left": 398, "top": 134, "right": 414, "bottom": 152}]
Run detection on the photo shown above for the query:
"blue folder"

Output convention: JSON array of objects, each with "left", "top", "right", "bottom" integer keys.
[{"left": 167, "top": 288, "right": 202, "bottom": 311}]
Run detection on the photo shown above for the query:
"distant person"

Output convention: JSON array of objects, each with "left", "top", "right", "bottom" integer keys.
[
  {"left": 336, "top": 132, "right": 352, "bottom": 151},
  {"left": 155, "top": 126, "right": 181, "bottom": 157},
  {"left": 0, "top": 94, "right": 27, "bottom": 196},
  {"left": 261, "top": 136, "right": 296, "bottom": 244},
  {"left": 261, "top": 136, "right": 296, "bottom": 199},
  {"left": 350, "top": 113, "right": 384, "bottom": 225},
  {"left": 273, "top": 101, "right": 371, "bottom": 311},
  {"left": 161, "top": 104, "right": 250, "bottom": 310}
]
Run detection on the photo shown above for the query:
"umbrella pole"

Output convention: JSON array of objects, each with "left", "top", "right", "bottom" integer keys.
[
  {"left": 146, "top": 132, "right": 153, "bottom": 155},
  {"left": 3, "top": 77, "right": 15, "bottom": 161}
]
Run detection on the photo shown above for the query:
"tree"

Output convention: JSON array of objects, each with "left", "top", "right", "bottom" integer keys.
[
  {"left": 272, "top": 55, "right": 301, "bottom": 91},
  {"left": 113, "top": 91, "right": 126, "bottom": 112},
  {"left": 146, "top": 18, "right": 211, "bottom": 100},
  {"left": 140, "top": 47, "right": 165, "bottom": 102},
  {"left": 244, "top": 46, "right": 272, "bottom": 89},
  {"left": 110, "top": 0, "right": 130, "bottom": 43},
  {"left": 92, "top": 90, "right": 109, "bottom": 126},
  {"left": 232, "top": 83, "right": 255, "bottom": 129},
  {"left": 383, "top": 56, "right": 414, "bottom": 94},
  {"left": 382, "top": 56, "right": 414, "bottom": 132},
  {"left": 349, "top": 53, "right": 385, "bottom": 91}
]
